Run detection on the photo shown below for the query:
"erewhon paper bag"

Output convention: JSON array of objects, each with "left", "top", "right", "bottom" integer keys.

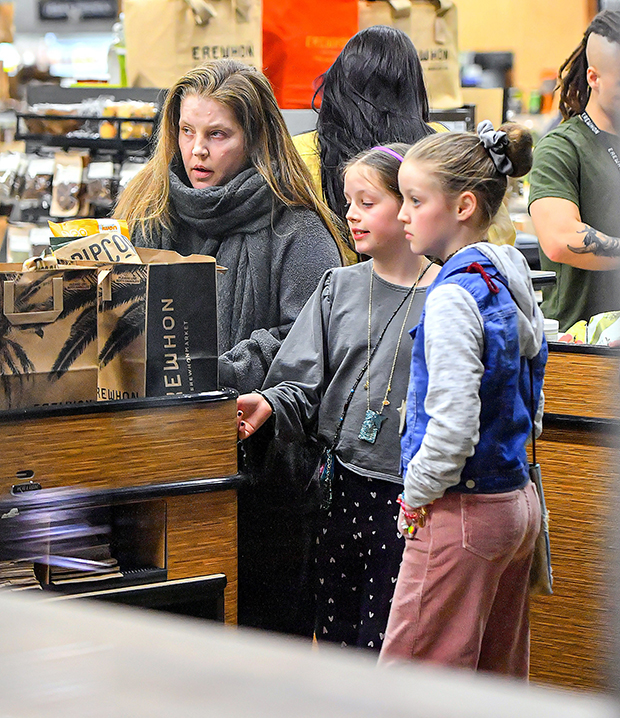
[{"left": 97, "top": 247, "right": 218, "bottom": 400}]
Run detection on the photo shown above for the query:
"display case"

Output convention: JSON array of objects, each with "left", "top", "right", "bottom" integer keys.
[
  {"left": 0, "top": 391, "right": 242, "bottom": 624},
  {"left": 0, "top": 85, "right": 165, "bottom": 261}
]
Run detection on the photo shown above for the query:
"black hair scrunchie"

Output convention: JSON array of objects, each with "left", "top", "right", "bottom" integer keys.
[{"left": 477, "top": 119, "right": 514, "bottom": 176}]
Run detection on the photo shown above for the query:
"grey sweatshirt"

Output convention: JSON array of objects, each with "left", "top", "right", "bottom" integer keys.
[{"left": 403, "top": 242, "right": 545, "bottom": 508}]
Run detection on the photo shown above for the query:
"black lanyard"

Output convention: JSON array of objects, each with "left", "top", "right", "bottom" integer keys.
[{"left": 580, "top": 111, "right": 620, "bottom": 175}]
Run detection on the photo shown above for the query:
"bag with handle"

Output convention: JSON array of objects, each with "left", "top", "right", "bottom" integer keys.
[
  {"left": 527, "top": 359, "right": 553, "bottom": 596},
  {"left": 0, "top": 1, "right": 13, "bottom": 45},
  {"left": 124, "top": 0, "right": 262, "bottom": 88},
  {"left": 529, "top": 461, "right": 553, "bottom": 596},
  {"left": 0, "top": 263, "right": 99, "bottom": 410},
  {"left": 97, "top": 247, "right": 219, "bottom": 401}
]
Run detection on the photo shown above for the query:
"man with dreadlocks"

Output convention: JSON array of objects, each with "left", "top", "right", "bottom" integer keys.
[{"left": 529, "top": 10, "right": 620, "bottom": 332}]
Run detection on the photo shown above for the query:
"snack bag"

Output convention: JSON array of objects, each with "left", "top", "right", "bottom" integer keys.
[
  {"left": 559, "top": 320, "right": 587, "bottom": 344},
  {"left": 586, "top": 311, "right": 620, "bottom": 346},
  {"left": 50, "top": 152, "right": 86, "bottom": 218},
  {"left": 51, "top": 232, "right": 142, "bottom": 264},
  {"left": 84, "top": 161, "right": 117, "bottom": 209},
  {"left": 49, "top": 218, "right": 131, "bottom": 242},
  {"left": 20, "top": 156, "right": 55, "bottom": 205}
]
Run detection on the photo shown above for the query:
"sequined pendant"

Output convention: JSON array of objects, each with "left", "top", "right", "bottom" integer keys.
[{"left": 358, "top": 409, "right": 386, "bottom": 444}]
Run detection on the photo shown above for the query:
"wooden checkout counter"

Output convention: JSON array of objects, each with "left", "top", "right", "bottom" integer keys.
[
  {"left": 0, "top": 390, "right": 241, "bottom": 624},
  {"left": 529, "top": 342, "right": 619, "bottom": 691},
  {"left": 0, "top": 344, "right": 618, "bottom": 691}
]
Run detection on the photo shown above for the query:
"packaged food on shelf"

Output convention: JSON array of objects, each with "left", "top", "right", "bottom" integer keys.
[
  {"left": 6, "top": 222, "right": 34, "bottom": 263},
  {"left": 24, "top": 103, "right": 84, "bottom": 135},
  {"left": 20, "top": 96, "right": 159, "bottom": 143},
  {"left": 20, "top": 156, "right": 55, "bottom": 204},
  {"left": 101, "top": 99, "right": 158, "bottom": 140},
  {"left": 118, "top": 156, "right": 147, "bottom": 195},
  {"left": 50, "top": 151, "right": 87, "bottom": 218},
  {"left": 84, "top": 160, "right": 118, "bottom": 208},
  {"left": 0, "top": 152, "right": 28, "bottom": 201}
]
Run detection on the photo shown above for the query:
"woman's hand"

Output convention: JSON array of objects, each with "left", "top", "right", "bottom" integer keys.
[{"left": 237, "top": 394, "right": 273, "bottom": 439}]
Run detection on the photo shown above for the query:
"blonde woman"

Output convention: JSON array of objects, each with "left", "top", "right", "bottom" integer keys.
[{"left": 116, "top": 59, "right": 343, "bottom": 637}]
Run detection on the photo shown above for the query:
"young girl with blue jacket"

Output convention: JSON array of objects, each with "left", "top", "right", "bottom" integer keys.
[{"left": 379, "top": 122, "right": 547, "bottom": 677}]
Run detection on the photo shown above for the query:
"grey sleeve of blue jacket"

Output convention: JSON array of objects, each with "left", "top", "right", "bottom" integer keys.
[
  {"left": 403, "top": 283, "right": 485, "bottom": 508},
  {"left": 258, "top": 271, "right": 333, "bottom": 443}
]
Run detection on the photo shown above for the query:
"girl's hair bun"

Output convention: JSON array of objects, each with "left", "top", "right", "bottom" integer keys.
[{"left": 499, "top": 122, "right": 533, "bottom": 178}]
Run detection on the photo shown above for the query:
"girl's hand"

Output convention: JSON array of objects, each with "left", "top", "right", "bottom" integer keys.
[
  {"left": 398, "top": 507, "right": 416, "bottom": 540},
  {"left": 237, "top": 394, "right": 273, "bottom": 439},
  {"left": 397, "top": 493, "right": 429, "bottom": 540}
]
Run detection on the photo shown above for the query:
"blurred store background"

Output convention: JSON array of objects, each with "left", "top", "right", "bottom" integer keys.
[{"left": 0, "top": 1, "right": 613, "bottom": 327}]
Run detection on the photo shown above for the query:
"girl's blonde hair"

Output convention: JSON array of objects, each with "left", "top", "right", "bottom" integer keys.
[
  {"left": 115, "top": 59, "right": 346, "bottom": 257},
  {"left": 403, "top": 123, "right": 533, "bottom": 229},
  {"left": 344, "top": 143, "right": 411, "bottom": 200}
]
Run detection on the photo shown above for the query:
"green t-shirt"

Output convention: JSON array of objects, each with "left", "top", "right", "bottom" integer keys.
[{"left": 528, "top": 115, "right": 620, "bottom": 332}]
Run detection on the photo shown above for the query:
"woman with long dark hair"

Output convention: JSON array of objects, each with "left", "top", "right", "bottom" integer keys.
[
  {"left": 293, "top": 24, "right": 514, "bottom": 246},
  {"left": 315, "top": 25, "right": 434, "bottom": 222}
]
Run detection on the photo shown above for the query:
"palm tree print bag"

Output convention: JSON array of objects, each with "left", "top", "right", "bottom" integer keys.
[{"left": 0, "top": 265, "right": 99, "bottom": 410}]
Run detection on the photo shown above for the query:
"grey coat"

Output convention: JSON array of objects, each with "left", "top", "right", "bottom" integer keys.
[{"left": 133, "top": 162, "right": 342, "bottom": 394}]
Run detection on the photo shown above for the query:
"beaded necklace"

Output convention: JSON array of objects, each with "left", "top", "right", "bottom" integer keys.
[{"left": 359, "top": 260, "right": 433, "bottom": 444}]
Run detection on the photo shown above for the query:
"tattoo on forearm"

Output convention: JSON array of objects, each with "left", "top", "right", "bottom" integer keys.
[{"left": 568, "top": 226, "right": 620, "bottom": 257}]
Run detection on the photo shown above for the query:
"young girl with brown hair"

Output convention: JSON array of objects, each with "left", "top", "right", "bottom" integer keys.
[{"left": 237, "top": 144, "right": 438, "bottom": 651}]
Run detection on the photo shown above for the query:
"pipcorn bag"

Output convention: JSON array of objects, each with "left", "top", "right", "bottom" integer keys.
[{"left": 50, "top": 232, "right": 141, "bottom": 264}]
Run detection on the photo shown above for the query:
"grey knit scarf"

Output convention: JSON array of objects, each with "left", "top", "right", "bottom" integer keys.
[{"left": 134, "top": 162, "right": 282, "bottom": 354}]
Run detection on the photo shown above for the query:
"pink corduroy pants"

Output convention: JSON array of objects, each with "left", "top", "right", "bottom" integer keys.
[{"left": 379, "top": 481, "right": 541, "bottom": 678}]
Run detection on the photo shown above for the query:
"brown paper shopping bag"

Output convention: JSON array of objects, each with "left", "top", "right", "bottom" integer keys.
[
  {"left": 0, "top": 2, "right": 14, "bottom": 45},
  {"left": 124, "top": 0, "right": 262, "bottom": 88},
  {"left": 0, "top": 265, "right": 99, "bottom": 410},
  {"left": 359, "top": 0, "right": 462, "bottom": 109},
  {"left": 97, "top": 248, "right": 218, "bottom": 400}
]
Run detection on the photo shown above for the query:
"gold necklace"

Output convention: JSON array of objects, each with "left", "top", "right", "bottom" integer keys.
[{"left": 359, "top": 260, "right": 433, "bottom": 444}]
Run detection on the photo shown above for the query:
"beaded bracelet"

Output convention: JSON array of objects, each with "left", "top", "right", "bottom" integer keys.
[{"left": 397, "top": 493, "right": 428, "bottom": 527}]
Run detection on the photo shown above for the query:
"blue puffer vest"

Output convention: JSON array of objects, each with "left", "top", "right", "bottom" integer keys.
[{"left": 400, "top": 246, "right": 548, "bottom": 494}]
